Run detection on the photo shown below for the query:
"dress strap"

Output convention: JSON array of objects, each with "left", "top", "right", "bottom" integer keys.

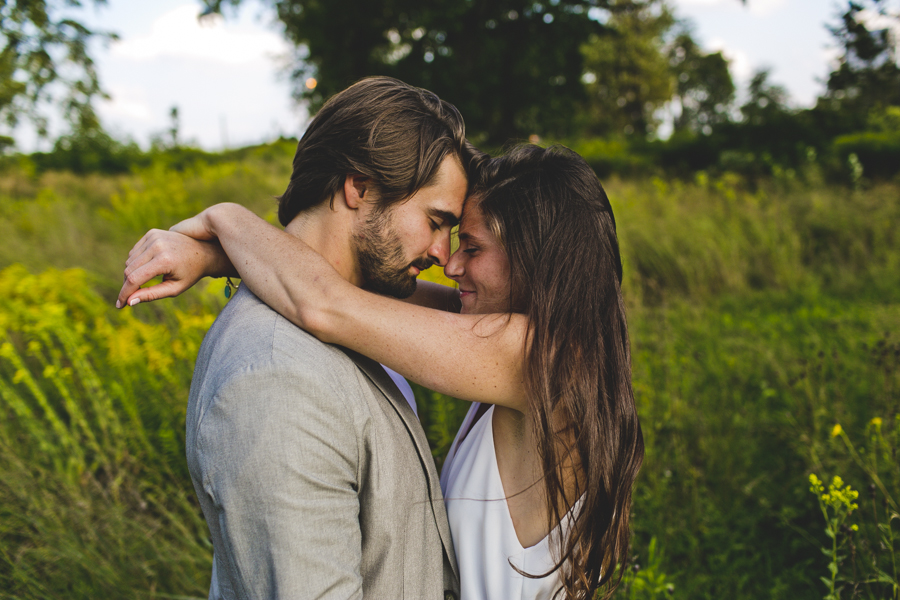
[{"left": 457, "top": 402, "right": 491, "bottom": 447}]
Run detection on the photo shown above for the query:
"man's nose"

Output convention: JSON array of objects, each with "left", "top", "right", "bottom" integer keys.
[{"left": 427, "top": 232, "right": 451, "bottom": 267}]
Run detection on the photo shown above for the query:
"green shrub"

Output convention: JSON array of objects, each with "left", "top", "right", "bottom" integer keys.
[
  {"left": 0, "top": 266, "right": 231, "bottom": 598},
  {"left": 565, "top": 137, "right": 654, "bottom": 178},
  {"left": 832, "top": 131, "right": 900, "bottom": 181}
]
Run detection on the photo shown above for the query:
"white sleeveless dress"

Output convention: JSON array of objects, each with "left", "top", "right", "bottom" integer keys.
[{"left": 440, "top": 404, "right": 571, "bottom": 600}]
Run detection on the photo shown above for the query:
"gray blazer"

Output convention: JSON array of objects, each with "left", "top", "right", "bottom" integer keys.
[{"left": 186, "top": 286, "right": 459, "bottom": 599}]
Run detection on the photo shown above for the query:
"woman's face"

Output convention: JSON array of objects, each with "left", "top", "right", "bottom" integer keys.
[{"left": 444, "top": 201, "right": 511, "bottom": 315}]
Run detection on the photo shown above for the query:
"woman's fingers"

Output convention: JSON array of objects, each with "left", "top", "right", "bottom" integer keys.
[
  {"left": 125, "top": 229, "right": 172, "bottom": 270},
  {"left": 123, "top": 239, "right": 158, "bottom": 279},
  {"left": 117, "top": 207, "right": 234, "bottom": 309},
  {"left": 117, "top": 230, "right": 211, "bottom": 308},
  {"left": 126, "top": 230, "right": 157, "bottom": 262},
  {"left": 122, "top": 277, "right": 193, "bottom": 307},
  {"left": 117, "top": 252, "right": 175, "bottom": 307}
]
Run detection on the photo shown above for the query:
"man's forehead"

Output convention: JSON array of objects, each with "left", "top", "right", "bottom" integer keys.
[
  {"left": 424, "top": 189, "right": 465, "bottom": 220},
  {"left": 413, "top": 185, "right": 462, "bottom": 221}
]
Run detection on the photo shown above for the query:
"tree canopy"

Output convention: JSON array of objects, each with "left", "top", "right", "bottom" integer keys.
[
  {"left": 0, "top": 0, "right": 116, "bottom": 149},
  {"left": 668, "top": 31, "right": 734, "bottom": 135},
  {"left": 204, "top": 0, "right": 652, "bottom": 144},
  {"left": 817, "top": 0, "right": 900, "bottom": 132},
  {"left": 579, "top": 0, "right": 675, "bottom": 137}
]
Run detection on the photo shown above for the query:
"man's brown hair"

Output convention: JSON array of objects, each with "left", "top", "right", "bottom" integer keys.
[{"left": 278, "top": 77, "right": 475, "bottom": 226}]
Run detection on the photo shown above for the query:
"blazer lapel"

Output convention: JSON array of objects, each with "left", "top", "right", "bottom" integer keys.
[{"left": 340, "top": 347, "right": 459, "bottom": 580}]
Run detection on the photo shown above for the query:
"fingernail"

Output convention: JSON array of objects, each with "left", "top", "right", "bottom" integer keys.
[
  {"left": 116, "top": 300, "right": 122, "bottom": 309},
  {"left": 129, "top": 298, "right": 141, "bottom": 307}
]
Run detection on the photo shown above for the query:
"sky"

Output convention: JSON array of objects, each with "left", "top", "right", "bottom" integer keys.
[
  {"left": 13, "top": 0, "right": 881, "bottom": 151},
  {"left": 670, "top": 0, "right": 838, "bottom": 102}
]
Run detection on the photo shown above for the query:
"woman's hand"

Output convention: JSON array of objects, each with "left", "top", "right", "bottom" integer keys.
[{"left": 116, "top": 216, "right": 235, "bottom": 308}]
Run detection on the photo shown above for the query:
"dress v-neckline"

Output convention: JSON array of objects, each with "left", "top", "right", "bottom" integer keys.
[{"left": 481, "top": 405, "right": 553, "bottom": 552}]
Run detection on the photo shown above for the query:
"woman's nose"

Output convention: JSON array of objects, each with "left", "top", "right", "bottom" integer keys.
[{"left": 444, "top": 249, "right": 464, "bottom": 279}]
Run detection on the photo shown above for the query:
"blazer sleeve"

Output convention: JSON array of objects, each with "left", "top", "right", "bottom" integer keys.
[{"left": 195, "top": 360, "right": 363, "bottom": 600}]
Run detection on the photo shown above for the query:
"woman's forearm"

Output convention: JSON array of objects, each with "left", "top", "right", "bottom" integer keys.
[
  {"left": 202, "top": 203, "right": 528, "bottom": 409},
  {"left": 403, "top": 280, "right": 461, "bottom": 312}
]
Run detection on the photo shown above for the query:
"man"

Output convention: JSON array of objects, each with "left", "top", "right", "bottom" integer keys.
[{"left": 118, "top": 77, "right": 477, "bottom": 599}]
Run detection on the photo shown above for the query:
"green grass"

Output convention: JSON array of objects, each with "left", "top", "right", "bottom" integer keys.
[
  {"left": 0, "top": 266, "right": 224, "bottom": 598},
  {"left": 629, "top": 291, "right": 898, "bottom": 598},
  {"left": 0, "top": 144, "right": 897, "bottom": 598},
  {"left": 0, "top": 141, "right": 293, "bottom": 282}
]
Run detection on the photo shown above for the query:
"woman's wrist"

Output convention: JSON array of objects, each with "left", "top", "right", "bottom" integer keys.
[
  {"left": 205, "top": 239, "right": 238, "bottom": 278},
  {"left": 207, "top": 203, "right": 252, "bottom": 276}
]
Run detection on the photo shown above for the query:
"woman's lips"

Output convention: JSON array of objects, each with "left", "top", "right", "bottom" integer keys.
[{"left": 459, "top": 289, "right": 474, "bottom": 298}]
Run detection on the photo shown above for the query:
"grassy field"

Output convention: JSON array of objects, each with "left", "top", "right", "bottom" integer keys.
[{"left": 0, "top": 143, "right": 897, "bottom": 599}]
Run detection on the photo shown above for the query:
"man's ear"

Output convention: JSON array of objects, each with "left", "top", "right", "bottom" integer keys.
[{"left": 343, "top": 174, "right": 370, "bottom": 209}]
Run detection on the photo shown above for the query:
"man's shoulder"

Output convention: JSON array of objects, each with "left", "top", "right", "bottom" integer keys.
[{"left": 196, "top": 286, "right": 362, "bottom": 391}]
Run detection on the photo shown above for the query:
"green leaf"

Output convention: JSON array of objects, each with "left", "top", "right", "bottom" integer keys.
[{"left": 870, "top": 565, "right": 897, "bottom": 584}]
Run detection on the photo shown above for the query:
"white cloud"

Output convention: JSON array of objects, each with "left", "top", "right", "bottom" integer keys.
[
  {"left": 673, "top": 0, "right": 727, "bottom": 6},
  {"left": 708, "top": 38, "right": 754, "bottom": 83},
  {"left": 744, "top": 0, "right": 786, "bottom": 17},
  {"left": 100, "top": 85, "right": 153, "bottom": 121},
  {"left": 111, "top": 4, "right": 288, "bottom": 65},
  {"left": 671, "top": 0, "right": 786, "bottom": 17}
]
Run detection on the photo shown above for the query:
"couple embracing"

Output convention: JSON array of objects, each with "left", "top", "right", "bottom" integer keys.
[{"left": 118, "top": 77, "right": 644, "bottom": 600}]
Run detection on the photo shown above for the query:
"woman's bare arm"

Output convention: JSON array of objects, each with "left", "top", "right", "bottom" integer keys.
[
  {"left": 120, "top": 203, "right": 527, "bottom": 409},
  {"left": 404, "top": 280, "right": 462, "bottom": 312}
]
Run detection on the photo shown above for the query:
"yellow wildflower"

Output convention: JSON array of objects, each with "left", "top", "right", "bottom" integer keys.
[
  {"left": 831, "top": 424, "right": 843, "bottom": 438},
  {"left": 809, "top": 473, "right": 824, "bottom": 494}
]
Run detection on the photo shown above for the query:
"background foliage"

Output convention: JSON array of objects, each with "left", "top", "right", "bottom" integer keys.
[
  {"left": 0, "top": 0, "right": 117, "bottom": 150},
  {"left": 0, "top": 144, "right": 897, "bottom": 598},
  {"left": 1, "top": 0, "right": 898, "bottom": 597}
]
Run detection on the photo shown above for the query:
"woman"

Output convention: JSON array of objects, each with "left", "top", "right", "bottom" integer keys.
[{"left": 122, "top": 144, "right": 643, "bottom": 600}]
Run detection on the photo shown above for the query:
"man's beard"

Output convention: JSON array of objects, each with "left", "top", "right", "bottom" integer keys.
[{"left": 354, "top": 207, "right": 431, "bottom": 298}]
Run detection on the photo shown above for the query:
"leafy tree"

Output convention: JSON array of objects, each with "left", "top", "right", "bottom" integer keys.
[
  {"left": 0, "top": 0, "right": 116, "bottom": 149},
  {"left": 740, "top": 67, "right": 789, "bottom": 126},
  {"left": 34, "top": 126, "right": 143, "bottom": 173},
  {"left": 579, "top": 0, "right": 675, "bottom": 137},
  {"left": 667, "top": 30, "right": 735, "bottom": 135},
  {"left": 867, "top": 104, "right": 900, "bottom": 131},
  {"left": 203, "top": 0, "right": 631, "bottom": 144},
  {"left": 818, "top": 0, "right": 900, "bottom": 131},
  {"left": 718, "top": 68, "right": 817, "bottom": 171}
]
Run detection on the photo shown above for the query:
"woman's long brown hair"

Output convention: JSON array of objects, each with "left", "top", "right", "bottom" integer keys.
[{"left": 473, "top": 144, "right": 644, "bottom": 599}]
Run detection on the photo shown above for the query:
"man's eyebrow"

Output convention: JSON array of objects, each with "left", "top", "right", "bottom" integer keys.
[{"left": 429, "top": 208, "right": 460, "bottom": 227}]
